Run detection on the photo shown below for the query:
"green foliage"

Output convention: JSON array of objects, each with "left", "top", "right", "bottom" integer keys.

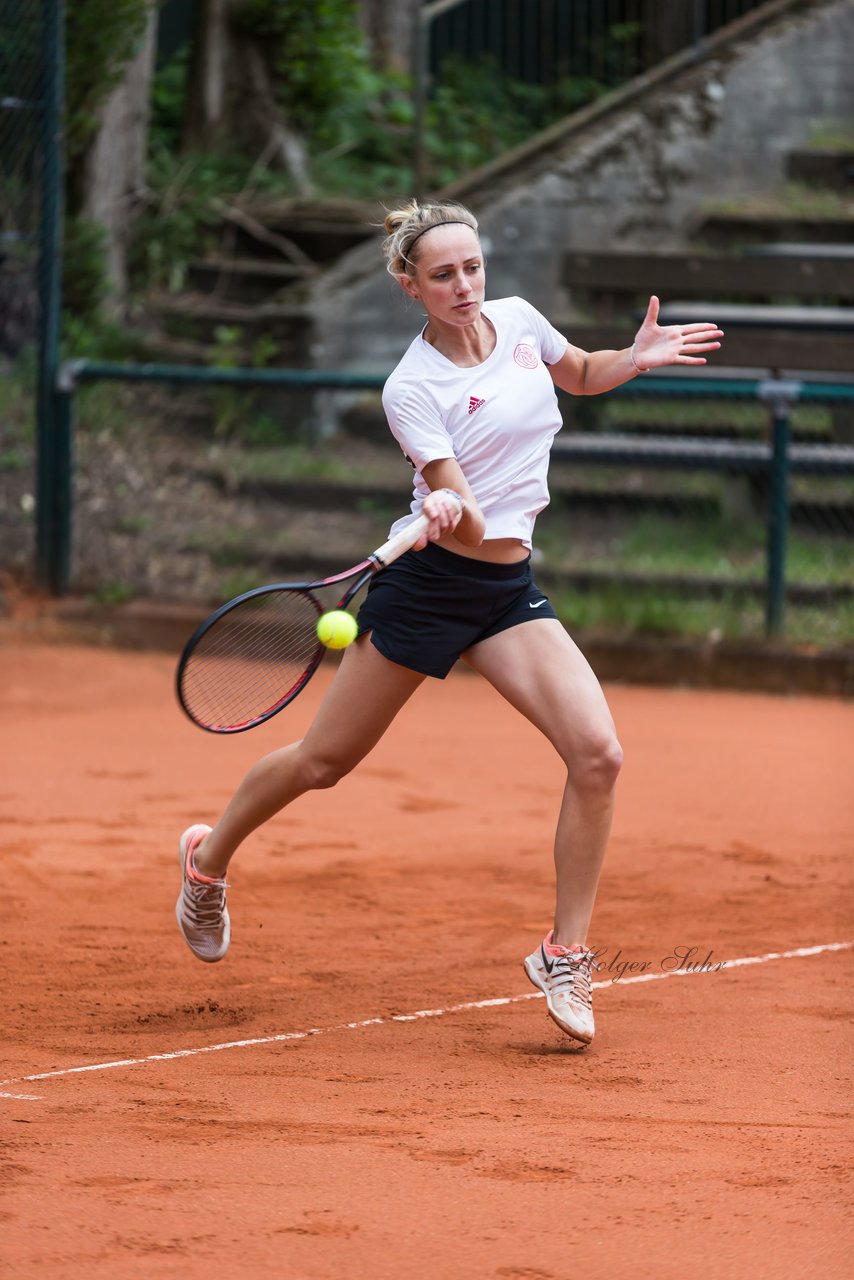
[
  {"left": 136, "top": 4, "right": 626, "bottom": 261},
  {"left": 207, "top": 323, "right": 278, "bottom": 371},
  {"left": 209, "top": 325, "right": 245, "bottom": 369},
  {"left": 210, "top": 389, "right": 287, "bottom": 446},
  {"left": 806, "top": 124, "right": 854, "bottom": 151},
  {"left": 130, "top": 148, "right": 246, "bottom": 292},
  {"left": 204, "top": 327, "right": 287, "bottom": 445},
  {"left": 148, "top": 40, "right": 189, "bottom": 155},
  {"left": 213, "top": 444, "right": 367, "bottom": 485},
  {"left": 61, "top": 312, "right": 142, "bottom": 362},
  {"left": 61, "top": 219, "right": 153, "bottom": 354},
  {"left": 225, "top": 3, "right": 613, "bottom": 193},
  {"left": 0, "top": 354, "right": 35, "bottom": 449},
  {"left": 234, "top": 0, "right": 368, "bottom": 145},
  {"left": 551, "top": 583, "right": 763, "bottom": 641},
  {"left": 62, "top": 217, "right": 110, "bottom": 321},
  {"left": 91, "top": 580, "right": 138, "bottom": 606},
  {"left": 423, "top": 56, "right": 607, "bottom": 189}
]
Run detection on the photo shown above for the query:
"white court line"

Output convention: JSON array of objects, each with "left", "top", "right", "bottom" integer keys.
[{"left": 2, "top": 940, "right": 851, "bottom": 1100}]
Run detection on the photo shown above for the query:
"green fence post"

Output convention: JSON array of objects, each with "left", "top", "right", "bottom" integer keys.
[
  {"left": 53, "top": 369, "right": 75, "bottom": 594},
  {"left": 758, "top": 380, "right": 800, "bottom": 639},
  {"left": 35, "top": 0, "right": 67, "bottom": 594}
]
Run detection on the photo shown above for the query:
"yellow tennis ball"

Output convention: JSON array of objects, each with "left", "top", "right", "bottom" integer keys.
[{"left": 316, "top": 610, "right": 358, "bottom": 650}]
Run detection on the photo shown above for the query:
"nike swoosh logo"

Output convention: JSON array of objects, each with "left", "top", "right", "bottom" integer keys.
[
  {"left": 529, "top": 599, "right": 548, "bottom": 609},
  {"left": 541, "top": 945, "right": 555, "bottom": 973}
]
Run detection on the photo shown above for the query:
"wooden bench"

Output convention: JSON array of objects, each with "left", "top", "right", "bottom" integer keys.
[
  {"left": 550, "top": 433, "right": 854, "bottom": 476},
  {"left": 557, "top": 242, "right": 854, "bottom": 373},
  {"left": 653, "top": 301, "right": 854, "bottom": 377},
  {"left": 742, "top": 243, "right": 854, "bottom": 261},
  {"left": 557, "top": 318, "right": 853, "bottom": 376},
  {"left": 562, "top": 249, "right": 854, "bottom": 306},
  {"left": 786, "top": 148, "right": 854, "bottom": 192}
]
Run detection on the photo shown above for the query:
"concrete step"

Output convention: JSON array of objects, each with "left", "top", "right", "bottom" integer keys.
[
  {"left": 221, "top": 197, "right": 378, "bottom": 264},
  {"left": 149, "top": 291, "right": 314, "bottom": 364},
  {"left": 187, "top": 257, "right": 316, "bottom": 305},
  {"left": 786, "top": 148, "right": 854, "bottom": 192},
  {"left": 695, "top": 209, "right": 854, "bottom": 248},
  {"left": 562, "top": 248, "right": 854, "bottom": 308}
]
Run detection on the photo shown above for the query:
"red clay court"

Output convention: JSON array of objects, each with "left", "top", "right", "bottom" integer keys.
[{"left": 1, "top": 639, "right": 852, "bottom": 1278}]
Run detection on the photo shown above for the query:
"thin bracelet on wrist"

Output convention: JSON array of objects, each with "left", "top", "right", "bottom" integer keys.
[
  {"left": 630, "top": 343, "right": 649, "bottom": 374},
  {"left": 440, "top": 487, "right": 466, "bottom": 515}
]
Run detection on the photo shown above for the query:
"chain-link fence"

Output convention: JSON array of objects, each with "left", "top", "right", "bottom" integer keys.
[
  {"left": 426, "top": 0, "right": 765, "bottom": 87},
  {"left": 414, "top": 0, "right": 771, "bottom": 193},
  {"left": 0, "top": 0, "right": 65, "bottom": 592},
  {"left": 0, "top": 0, "right": 42, "bottom": 360},
  {"left": 0, "top": 0, "right": 44, "bottom": 584}
]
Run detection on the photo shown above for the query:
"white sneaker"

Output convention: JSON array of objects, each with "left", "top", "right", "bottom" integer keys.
[
  {"left": 175, "top": 824, "right": 231, "bottom": 963},
  {"left": 524, "top": 931, "right": 598, "bottom": 1044}
]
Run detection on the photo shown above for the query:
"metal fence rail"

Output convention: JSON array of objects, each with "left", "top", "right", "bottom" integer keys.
[
  {"left": 425, "top": 0, "right": 765, "bottom": 87},
  {"left": 50, "top": 361, "right": 854, "bottom": 646},
  {"left": 414, "top": 0, "right": 772, "bottom": 193}
]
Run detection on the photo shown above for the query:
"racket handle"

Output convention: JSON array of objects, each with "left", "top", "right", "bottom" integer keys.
[{"left": 372, "top": 514, "right": 430, "bottom": 567}]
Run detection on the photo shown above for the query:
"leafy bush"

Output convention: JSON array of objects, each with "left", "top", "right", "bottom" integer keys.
[
  {"left": 234, "top": 0, "right": 369, "bottom": 147},
  {"left": 62, "top": 217, "right": 110, "bottom": 320},
  {"left": 134, "top": 2, "right": 624, "bottom": 286}
]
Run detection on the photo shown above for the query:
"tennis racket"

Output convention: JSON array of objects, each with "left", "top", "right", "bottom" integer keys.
[{"left": 176, "top": 514, "right": 429, "bottom": 734}]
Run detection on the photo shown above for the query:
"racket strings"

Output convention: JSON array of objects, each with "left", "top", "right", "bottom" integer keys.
[{"left": 180, "top": 591, "right": 323, "bottom": 731}]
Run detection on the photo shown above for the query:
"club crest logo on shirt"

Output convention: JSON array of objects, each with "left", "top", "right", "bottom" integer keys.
[
  {"left": 468, "top": 396, "right": 486, "bottom": 415},
  {"left": 514, "top": 343, "right": 538, "bottom": 369}
]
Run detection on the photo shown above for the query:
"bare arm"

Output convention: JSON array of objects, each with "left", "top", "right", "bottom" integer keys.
[
  {"left": 548, "top": 295, "right": 724, "bottom": 396},
  {"left": 417, "top": 457, "right": 486, "bottom": 548}
]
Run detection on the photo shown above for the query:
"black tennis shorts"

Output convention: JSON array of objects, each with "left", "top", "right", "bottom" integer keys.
[{"left": 355, "top": 541, "right": 559, "bottom": 678}]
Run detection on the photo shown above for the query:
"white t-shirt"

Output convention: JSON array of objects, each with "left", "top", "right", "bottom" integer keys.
[{"left": 383, "top": 296, "right": 568, "bottom": 548}]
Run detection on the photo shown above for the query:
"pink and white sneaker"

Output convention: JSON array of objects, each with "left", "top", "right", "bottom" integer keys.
[
  {"left": 175, "top": 824, "right": 230, "bottom": 963},
  {"left": 524, "top": 931, "right": 599, "bottom": 1044}
]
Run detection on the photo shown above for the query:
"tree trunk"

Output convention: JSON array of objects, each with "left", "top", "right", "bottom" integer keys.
[
  {"left": 181, "top": 0, "right": 312, "bottom": 195},
  {"left": 355, "top": 0, "right": 422, "bottom": 73},
  {"left": 229, "top": 35, "right": 313, "bottom": 195},
  {"left": 79, "top": 0, "right": 157, "bottom": 312},
  {"left": 181, "top": 0, "right": 230, "bottom": 151}
]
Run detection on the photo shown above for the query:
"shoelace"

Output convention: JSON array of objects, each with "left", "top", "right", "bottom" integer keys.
[
  {"left": 184, "top": 875, "right": 227, "bottom": 928},
  {"left": 548, "top": 949, "right": 600, "bottom": 1005}
]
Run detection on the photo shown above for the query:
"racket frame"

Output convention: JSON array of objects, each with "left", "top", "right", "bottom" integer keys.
[{"left": 176, "top": 517, "right": 429, "bottom": 734}]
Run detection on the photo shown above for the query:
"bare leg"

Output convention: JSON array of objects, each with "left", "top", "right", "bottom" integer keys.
[
  {"left": 194, "top": 636, "right": 426, "bottom": 877},
  {"left": 462, "top": 619, "right": 622, "bottom": 946}
]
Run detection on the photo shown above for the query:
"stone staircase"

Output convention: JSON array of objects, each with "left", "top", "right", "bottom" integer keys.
[
  {"left": 147, "top": 197, "right": 378, "bottom": 366},
  {"left": 144, "top": 143, "right": 854, "bottom": 381},
  {"left": 556, "top": 145, "right": 854, "bottom": 378}
]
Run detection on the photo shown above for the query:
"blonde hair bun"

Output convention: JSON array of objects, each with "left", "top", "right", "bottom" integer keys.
[{"left": 382, "top": 200, "right": 478, "bottom": 276}]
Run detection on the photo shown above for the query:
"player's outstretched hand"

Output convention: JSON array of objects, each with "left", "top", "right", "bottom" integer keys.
[{"left": 633, "top": 295, "right": 723, "bottom": 370}]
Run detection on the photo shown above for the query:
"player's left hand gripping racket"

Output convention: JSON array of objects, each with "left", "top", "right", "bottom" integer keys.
[{"left": 176, "top": 514, "right": 429, "bottom": 734}]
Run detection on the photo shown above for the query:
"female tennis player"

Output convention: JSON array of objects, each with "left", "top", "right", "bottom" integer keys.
[{"left": 176, "top": 199, "right": 723, "bottom": 1045}]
